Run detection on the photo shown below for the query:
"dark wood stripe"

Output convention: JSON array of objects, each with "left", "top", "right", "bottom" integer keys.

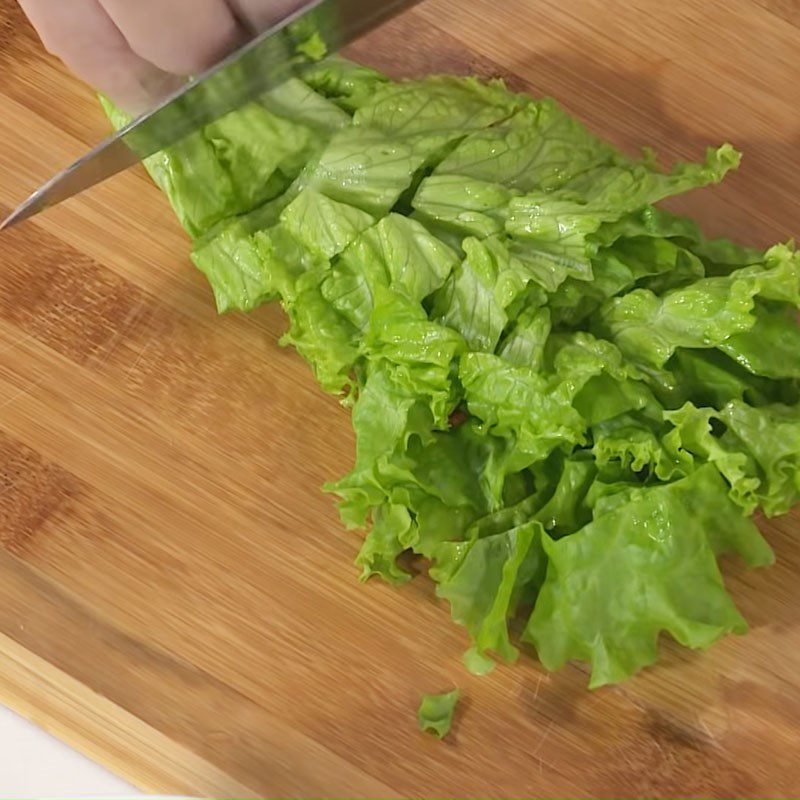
[
  {"left": 0, "top": 223, "right": 150, "bottom": 366},
  {"left": 0, "top": 430, "right": 82, "bottom": 554},
  {"left": 345, "top": 8, "right": 527, "bottom": 89},
  {"left": 752, "top": 0, "right": 800, "bottom": 27}
]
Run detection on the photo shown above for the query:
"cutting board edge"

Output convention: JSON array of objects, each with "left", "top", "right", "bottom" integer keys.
[{"left": 0, "top": 608, "right": 256, "bottom": 799}]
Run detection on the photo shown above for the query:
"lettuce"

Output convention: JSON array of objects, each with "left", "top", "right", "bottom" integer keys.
[
  {"left": 104, "top": 57, "right": 799, "bottom": 692},
  {"left": 597, "top": 244, "right": 799, "bottom": 371},
  {"left": 524, "top": 465, "right": 772, "bottom": 688},
  {"left": 417, "top": 689, "right": 460, "bottom": 739}
]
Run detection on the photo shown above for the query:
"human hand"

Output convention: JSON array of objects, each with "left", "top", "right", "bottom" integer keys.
[{"left": 16, "top": 0, "right": 303, "bottom": 113}]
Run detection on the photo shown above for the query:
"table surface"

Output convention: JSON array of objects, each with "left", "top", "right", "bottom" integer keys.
[{"left": 0, "top": 0, "right": 799, "bottom": 797}]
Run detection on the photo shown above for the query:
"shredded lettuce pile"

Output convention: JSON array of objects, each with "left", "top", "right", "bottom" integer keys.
[{"left": 104, "top": 57, "right": 800, "bottom": 688}]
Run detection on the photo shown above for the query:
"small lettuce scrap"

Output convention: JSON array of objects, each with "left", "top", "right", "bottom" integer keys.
[
  {"left": 418, "top": 689, "right": 460, "bottom": 739},
  {"left": 104, "top": 57, "right": 800, "bottom": 690}
]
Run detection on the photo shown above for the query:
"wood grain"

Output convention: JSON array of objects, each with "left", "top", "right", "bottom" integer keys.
[{"left": 1, "top": 0, "right": 799, "bottom": 796}]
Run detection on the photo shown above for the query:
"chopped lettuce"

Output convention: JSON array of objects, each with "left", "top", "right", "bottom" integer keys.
[
  {"left": 104, "top": 57, "right": 799, "bottom": 693},
  {"left": 417, "top": 689, "right": 460, "bottom": 739},
  {"left": 524, "top": 465, "right": 772, "bottom": 688}
]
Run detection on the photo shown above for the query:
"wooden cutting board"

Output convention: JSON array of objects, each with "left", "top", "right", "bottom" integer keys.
[{"left": 1, "top": 0, "right": 799, "bottom": 795}]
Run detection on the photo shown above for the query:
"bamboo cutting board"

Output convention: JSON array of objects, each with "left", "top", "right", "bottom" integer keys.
[{"left": 1, "top": 0, "right": 799, "bottom": 796}]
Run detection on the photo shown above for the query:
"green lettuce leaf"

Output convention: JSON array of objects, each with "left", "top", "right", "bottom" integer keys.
[
  {"left": 204, "top": 102, "right": 314, "bottom": 210},
  {"left": 364, "top": 288, "right": 465, "bottom": 427},
  {"left": 656, "top": 348, "right": 796, "bottom": 410},
  {"left": 260, "top": 77, "right": 350, "bottom": 134},
  {"left": 460, "top": 352, "right": 585, "bottom": 472},
  {"left": 435, "top": 99, "right": 621, "bottom": 192},
  {"left": 669, "top": 400, "right": 800, "bottom": 516},
  {"left": 596, "top": 244, "right": 800, "bottom": 368},
  {"left": 431, "top": 236, "right": 550, "bottom": 352},
  {"left": 532, "top": 454, "right": 596, "bottom": 537},
  {"left": 307, "top": 76, "right": 523, "bottom": 217},
  {"left": 103, "top": 63, "right": 795, "bottom": 702},
  {"left": 505, "top": 146, "right": 739, "bottom": 291},
  {"left": 434, "top": 520, "right": 546, "bottom": 664},
  {"left": 418, "top": 689, "right": 460, "bottom": 739},
  {"left": 102, "top": 89, "right": 334, "bottom": 239},
  {"left": 719, "top": 400, "right": 800, "bottom": 515},
  {"left": 524, "top": 465, "right": 772, "bottom": 687},
  {"left": 592, "top": 412, "right": 693, "bottom": 482},
  {"left": 282, "top": 270, "right": 360, "bottom": 393},
  {"left": 353, "top": 75, "right": 524, "bottom": 136},
  {"left": 718, "top": 303, "right": 800, "bottom": 379},
  {"left": 300, "top": 56, "right": 389, "bottom": 112},
  {"left": 412, "top": 175, "right": 518, "bottom": 239},
  {"left": 356, "top": 502, "right": 414, "bottom": 584},
  {"left": 322, "top": 213, "right": 458, "bottom": 330},
  {"left": 281, "top": 188, "right": 375, "bottom": 259},
  {"left": 497, "top": 306, "right": 551, "bottom": 370}
]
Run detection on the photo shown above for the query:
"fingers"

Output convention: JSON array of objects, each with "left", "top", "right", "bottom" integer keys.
[
  {"left": 99, "top": 0, "right": 245, "bottom": 76},
  {"left": 16, "top": 0, "right": 306, "bottom": 115},
  {"left": 226, "top": 0, "right": 306, "bottom": 32},
  {"left": 17, "top": 0, "right": 181, "bottom": 113}
]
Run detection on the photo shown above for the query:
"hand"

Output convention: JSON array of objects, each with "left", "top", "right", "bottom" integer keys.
[{"left": 16, "top": 0, "right": 303, "bottom": 113}]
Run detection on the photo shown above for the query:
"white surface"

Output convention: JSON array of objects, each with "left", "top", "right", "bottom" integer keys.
[{"left": 0, "top": 703, "right": 141, "bottom": 798}]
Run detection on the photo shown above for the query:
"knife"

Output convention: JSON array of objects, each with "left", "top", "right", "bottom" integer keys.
[{"left": 0, "top": 0, "right": 419, "bottom": 231}]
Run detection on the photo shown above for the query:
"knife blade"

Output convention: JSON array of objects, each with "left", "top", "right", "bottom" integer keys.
[{"left": 1, "top": 0, "right": 419, "bottom": 231}]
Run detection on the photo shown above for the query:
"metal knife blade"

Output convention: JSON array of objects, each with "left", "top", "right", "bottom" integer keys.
[{"left": 1, "top": 0, "right": 419, "bottom": 231}]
